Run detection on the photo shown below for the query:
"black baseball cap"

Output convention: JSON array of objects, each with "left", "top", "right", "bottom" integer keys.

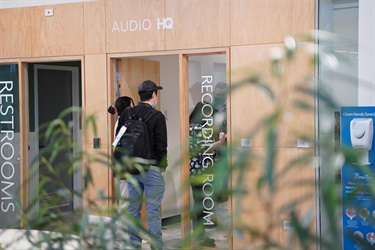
[{"left": 138, "top": 80, "right": 163, "bottom": 93}]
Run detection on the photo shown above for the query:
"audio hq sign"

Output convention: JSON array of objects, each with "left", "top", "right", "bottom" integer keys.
[{"left": 112, "top": 17, "right": 174, "bottom": 32}]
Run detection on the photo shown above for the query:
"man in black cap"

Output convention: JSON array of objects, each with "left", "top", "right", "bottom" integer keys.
[{"left": 116, "top": 80, "right": 167, "bottom": 250}]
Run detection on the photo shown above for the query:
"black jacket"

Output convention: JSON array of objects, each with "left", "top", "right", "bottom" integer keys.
[{"left": 116, "top": 102, "right": 168, "bottom": 171}]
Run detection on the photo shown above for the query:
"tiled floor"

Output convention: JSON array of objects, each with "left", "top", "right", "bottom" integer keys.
[
  {"left": 163, "top": 223, "right": 228, "bottom": 250},
  {"left": 141, "top": 203, "right": 229, "bottom": 250},
  {"left": 140, "top": 222, "right": 228, "bottom": 250},
  {"left": 0, "top": 221, "right": 228, "bottom": 250}
]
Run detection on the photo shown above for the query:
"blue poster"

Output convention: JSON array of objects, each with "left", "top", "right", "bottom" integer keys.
[{"left": 341, "top": 107, "right": 375, "bottom": 249}]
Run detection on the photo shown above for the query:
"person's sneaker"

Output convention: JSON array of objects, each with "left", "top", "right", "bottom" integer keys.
[{"left": 199, "top": 237, "right": 216, "bottom": 247}]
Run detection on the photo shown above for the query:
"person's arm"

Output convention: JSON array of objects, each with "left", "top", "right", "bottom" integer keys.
[
  {"left": 115, "top": 112, "right": 124, "bottom": 136},
  {"left": 154, "top": 113, "right": 168, "bottom": 171},
  {"left": 114, "top": 119, "right": 119, "bottom": 138},
  {"left": 206, "top": 133, "right": 226, "bottom": 153}
]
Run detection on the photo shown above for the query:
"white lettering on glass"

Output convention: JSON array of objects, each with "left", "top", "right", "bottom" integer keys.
[{"left": 0, "top": 81, "right": 16, "bottom": 213}]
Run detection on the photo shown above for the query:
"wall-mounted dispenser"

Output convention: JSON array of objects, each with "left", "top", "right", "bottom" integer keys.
[{"left": 350, "top": 118, "right": 374, "bottom": 165}]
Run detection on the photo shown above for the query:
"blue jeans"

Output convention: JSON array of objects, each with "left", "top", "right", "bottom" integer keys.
[{"left": 127, "top": 168, "right": 165, "bottom": 249}]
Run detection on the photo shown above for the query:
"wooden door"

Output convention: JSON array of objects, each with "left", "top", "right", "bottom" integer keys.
[
  {"left": 119, "top": 57, "right": 160, "bottom": 228},
  {"left": 120, "top": 58, "right": 160, "bottom": 107}
]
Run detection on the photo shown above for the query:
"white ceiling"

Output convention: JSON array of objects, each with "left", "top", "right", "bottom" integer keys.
[{"left": 0, "top": 0, "right": 95, "bottom": 9}]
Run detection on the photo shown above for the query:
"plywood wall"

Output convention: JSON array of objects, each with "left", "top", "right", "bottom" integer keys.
[
  {"left": 231, "top": 0, "right": 315, "bottom": 45},
  {"left": 105, "top": 0, "right": 166, "bottom": 53},
  {"left": 30, "top": 3, "right": 85, "bottom": 57},
  {"left": 232, "top": 147, "right": 315, "bottom": 249},
  {"left": 0, "top": 0, "right": 314, "bottom": 57},
  {"left": 0, "top": 8, "right": 32, "bottom": 58},
  {"left": 165, "top": 0, "right": 231, "bottom": 50},
  {"left": 84, "top": 53, "right": 111, "bottom": 211},
  {"left": 0, "top": 0, "right": 315, "bottom": 247},
  {"left": 230, "top": 43, "right": 314, "bottom": 148},
  {"left": 230, "top": 42, "right": 315, "bottom": 248},
  {"left": 84, "top": 1, "right": 106, "bottom": 54},
  {"left": 0, "top": 3, "right": 85, "bottom": 58}
]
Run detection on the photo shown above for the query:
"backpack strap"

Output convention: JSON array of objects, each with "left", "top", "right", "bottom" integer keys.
[
  {"left": 127, "top": 107, "right": 136, "bottom": 120},
  {"left": 142, "top": 108, "right": 158, "bottom": 123},
  {"left": 127, "top": 106, "right": 157, "bottom": 122}
]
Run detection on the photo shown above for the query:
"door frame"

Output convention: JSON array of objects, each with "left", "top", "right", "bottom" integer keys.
[
  {"left": 29, "top": 63, "right": 82, "bottom": 216},
  {"left": 0, "top": 56, "right": 84, "bottom": 227},
  {"left": 108, "top": 47, "right": 231, "bottom": 249}
]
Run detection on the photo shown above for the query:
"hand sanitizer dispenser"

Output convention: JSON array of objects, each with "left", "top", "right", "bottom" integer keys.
[{"left": 350, "top": 118, "right": 374, "bottom": 165}]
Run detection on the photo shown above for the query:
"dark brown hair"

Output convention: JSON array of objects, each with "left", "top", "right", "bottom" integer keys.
[{"left": 107, "top": 96, "right": 134, "bottom": 116}]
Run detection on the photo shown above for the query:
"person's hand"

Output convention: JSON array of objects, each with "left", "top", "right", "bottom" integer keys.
[
  {"left": 219, "top": 133, "right": 227, "bottom": 144},
  {"left": 207, "top": 133, "right": 227, "bottom": 153}
]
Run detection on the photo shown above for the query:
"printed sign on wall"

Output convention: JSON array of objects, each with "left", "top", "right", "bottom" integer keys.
[
  {"left": 0, "top": 65, "right": 20, "bottom": 229},
  {"left": 341, "top": 106, "right": 375, "bottom": 249}
]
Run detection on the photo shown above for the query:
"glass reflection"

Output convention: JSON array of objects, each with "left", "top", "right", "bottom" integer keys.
[{"left": 188, "top": 54, "right": 228, "bottom": 248}]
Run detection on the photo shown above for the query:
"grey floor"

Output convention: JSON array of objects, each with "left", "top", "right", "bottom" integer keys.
[
  {"left": 139, "top": 222, "right": 228, "bottom": 250},
  {"left": 141, "top": 203, "right": 229, "bottom": 249},
  {"left": 163, "top": 223, "right": 228, "bottom": 249}
]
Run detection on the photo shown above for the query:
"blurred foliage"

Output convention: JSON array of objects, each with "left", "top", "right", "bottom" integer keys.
[{"left": 1, "top": 31, "right": 373, "bottom": 250}]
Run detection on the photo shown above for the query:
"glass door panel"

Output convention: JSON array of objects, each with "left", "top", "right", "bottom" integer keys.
[
  {"left": 187, "top": 54, "right": 228, "bottom": 248},
  {"left": 0, "top": 64, "right": 21, "bottom": 228},
  {"left": 27, "top": 63, "right": 82, "bottom": 222}
]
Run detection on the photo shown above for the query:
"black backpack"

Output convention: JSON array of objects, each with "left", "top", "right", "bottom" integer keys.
[{"left": 113, "top": 108, "right": 157, "bottom": 174}]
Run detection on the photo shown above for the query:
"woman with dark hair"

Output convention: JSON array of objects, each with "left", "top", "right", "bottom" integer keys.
[
  {"left": 108, "top": 96, "right": 135, "bottom": 136},
  {"left": 108, "top": 96, "right": 134, "bottom": 248}
]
